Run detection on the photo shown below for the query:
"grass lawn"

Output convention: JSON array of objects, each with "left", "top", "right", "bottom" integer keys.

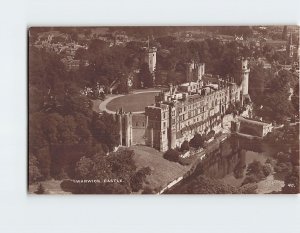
[
  {"left": 131, "top": 145, "right": 191, "bottom": 191},
  {"left": 106, "top": 92, "right": 159, "bottom": 112}
]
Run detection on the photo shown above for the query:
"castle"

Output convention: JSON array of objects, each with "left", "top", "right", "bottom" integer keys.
[{"left": 144, "top": 59, "right": 250, "bottom": 152}]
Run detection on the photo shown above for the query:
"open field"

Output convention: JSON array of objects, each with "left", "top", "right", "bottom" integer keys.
[{"left": 106, "top": 92, "right": 159, "bottom": 112}]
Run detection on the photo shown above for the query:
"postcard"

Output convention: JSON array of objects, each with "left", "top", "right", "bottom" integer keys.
[{"left": 28, "top": 26, "right": 299, "bottom": 194}]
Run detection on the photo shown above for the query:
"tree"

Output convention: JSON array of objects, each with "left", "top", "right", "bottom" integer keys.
[
  {"left": 190, "top": 133, "right": 205, "bottom": 149},
  {"left": 73, "top": 148, "right": 139, "bottom": 194},
  {"left": 28, "top": 155, "right": 42, "bottom": 184},
  {"left": 163, "top": 149, "right": 180, "bottom": 162},
  {"left": 246, "top": 160, "right": 264, "bottom": 177},
  {"left": 35, "top": 146, "right": 52, "bottom": 179},
  {"left": 91, "top": 112, "right": 120, "bottom": 151},
  {"left": 262, "top": 163, "right": 272, "bottom": 177},
  {"left": 153, "top": 63, "right": 164, "bottom": 85},
  {"left": 258, "top": 70, "right": 295, "bottom": 123},
  {"left": 35, "top": 183, "right": 45, "bottom": 194},
  {"left": 75, "top": 156, "right": 95, "bottom": 179},
  {"left": 244, "top": 160, "right": 273, "bottom": 185},
  {"left": 291, "top": 82, "right": 299, "bottom": 115},
  {"left": 249, "top": 64, "right": 272, "bottom": 104},
  {"left": 74, "top": 47, "right": 87, "bottom": 60},
  {"left": 116, "top": 76, "right": 130, "bottom": 94},
  {"left": 138, "top": 63, "right": 153, "bottom": 88},
  {"left": 260, "top": 92, "right": 293, "bottom": 123},
  {"left": 180, "top": 140, "right": 190, "bottom": 151},
  {"left": 130, "top": 167, "right": 151, "bottom": 192}
]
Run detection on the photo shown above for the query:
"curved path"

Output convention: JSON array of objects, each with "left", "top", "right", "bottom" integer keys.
[{"left": 99, "top": 90, "right": 160, "bottom": 114}]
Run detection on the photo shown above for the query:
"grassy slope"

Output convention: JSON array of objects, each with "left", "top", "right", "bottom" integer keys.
[{"left": 131, "top": 145, "right": 191, "bottom": 190}]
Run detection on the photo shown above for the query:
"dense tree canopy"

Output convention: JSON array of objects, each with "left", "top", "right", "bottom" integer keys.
[
  {"left": 189, "top": 133, "right": 205, "bottom": 149},
  {"left": 252, "top": 69, "right": 298, "bottom": 123},
  {"left": 73, "top": 149, "right": 151, "bottom": 194},
  {"left": 29, "top": 47, "right": 122, "bottom": 183}
]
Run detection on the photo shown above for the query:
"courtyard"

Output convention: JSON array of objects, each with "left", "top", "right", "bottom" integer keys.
[{"left": 105, "top": 91, "right": 159, "bottom": 113}]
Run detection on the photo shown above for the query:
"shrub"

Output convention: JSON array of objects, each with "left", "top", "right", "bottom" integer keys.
[
  {"left": 275, "top": 152, "right": 290, "bottom": 163},
  {"left": 35, "top": 183, "right": 45, "bottom": 194},
  {"left": 180, "top": 140, "right": 190, "bottom": 151},
  {"left": 246, "top": 160, "right": 268, "bottom": 181},
  {"left": 265, "top": 158, "right": 276, "bottom": 167},
  {"left": 239, "top": 183, "right": 258, "bottom": 194},
  {"left": 274, "top": 162, "right": 292, "bottom": 173},
  {"left": 189, "top": 133, "right": 204, "bottom": 149},
  {"left": 214, "top": 131, "right": 223, "bottom": 139},
  {"left": 242, "top": 175, "right": 259, "bottom": 186},
  {"left": 130, "top": 167, "right": 151, "bottom": 192},
  {"left": 60, "top": 180, "right": 76, "bottom": 193},
  {"left": 163, "top": 149, "right": 180, "bottom": 162},
  {"left": 205, "top": 130, "right": 215, "bottom": 141},
  {"left": 262, "top": 163, "right": 273, "bottom": 177},
  {"left": 28, "top": 155, "right": 42, "bottom": 185}
]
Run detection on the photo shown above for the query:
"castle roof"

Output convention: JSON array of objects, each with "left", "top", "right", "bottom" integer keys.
[{"left": 180, "top": 81, "right": 198, "bottom": 87}]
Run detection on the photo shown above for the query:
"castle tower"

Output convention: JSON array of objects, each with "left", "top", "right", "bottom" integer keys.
[
  {"left": 197, "top": 63, "right": 205, "bottom": 81},
  {"left": 197, "top": 63, "right": 205, "bottom": 88},
  {"left": 241, "top": 59, "right": 250, "bottom": 96},
  {"left": 186, "top": 61, "right": 195, "bottom": 83},
  {"left": 116, "top": 109, "right": 133, "bottom": 147},
  {"left": 145, "top": 105, "right": 169, "bottom": 152},
  {"left": 145, "top": 47, "right": 157, "bottom": 75}
]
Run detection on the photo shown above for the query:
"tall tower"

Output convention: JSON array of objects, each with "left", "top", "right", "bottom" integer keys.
[
  {"left": 186, "top": 61, "right": 195, "bottom": 83},
  {"left": 146, "top": 47, "right": 157, "bottom": 74},
  {"left": 241, "top": 59, "right": 250, "bottom": 96},
  {"left": 145, "top": 105, "right": 169, "bottom": 152},
  {"left": 198, "top": 63, "right": 205, "bottom": 80},
  {"left": 116, "top": 108, "right": 133, "bottom": 147}
]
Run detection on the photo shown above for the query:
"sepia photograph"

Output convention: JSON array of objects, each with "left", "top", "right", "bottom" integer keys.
[{"left": 28, "top": 26, "right": 300, "bottom": 194}]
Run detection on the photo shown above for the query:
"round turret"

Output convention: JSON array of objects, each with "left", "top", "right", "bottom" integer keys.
[{"left": 241, "top": 59, "right": 250, "bottom": 96}]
